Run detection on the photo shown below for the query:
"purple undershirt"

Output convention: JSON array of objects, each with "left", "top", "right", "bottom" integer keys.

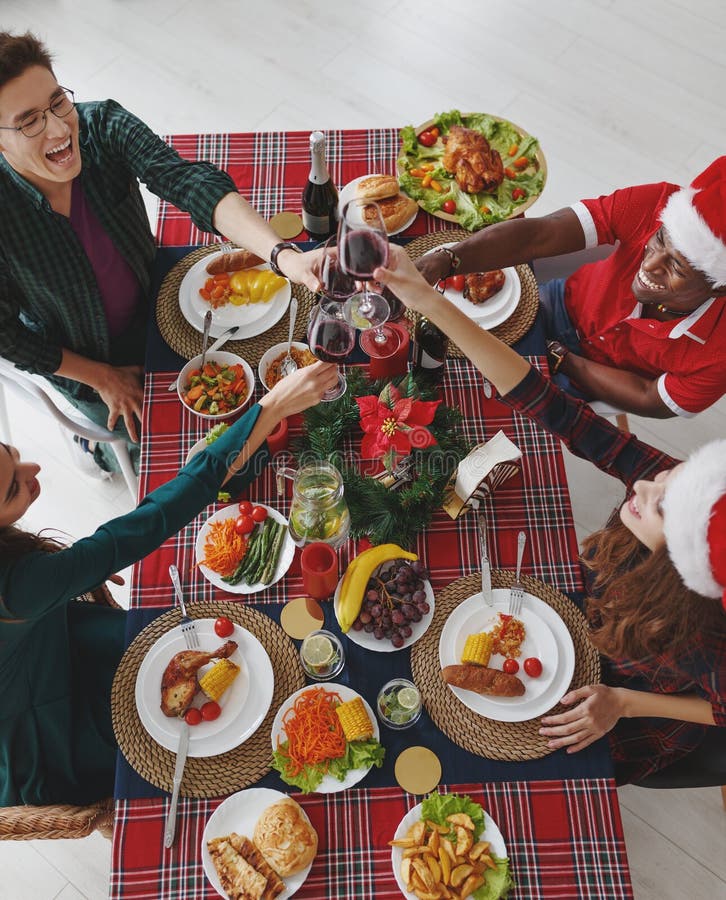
[{"left": 69, "top": 177, "right": 142, "bottom": 338}]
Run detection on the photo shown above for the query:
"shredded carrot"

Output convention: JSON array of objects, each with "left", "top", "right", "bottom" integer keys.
[
  {"left": 198, "top": 518, "right": 247, "bottom": 577},
  {"left": 278, "top": 687, "right": 347, "bottom": 776}
]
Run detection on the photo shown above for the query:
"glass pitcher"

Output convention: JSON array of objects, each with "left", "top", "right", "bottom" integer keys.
[{"left": 277, "top": 461, "right": 351, "bottom": 549}]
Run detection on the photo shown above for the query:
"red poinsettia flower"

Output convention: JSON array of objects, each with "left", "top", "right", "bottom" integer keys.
[{"left": 356, "top": 383, "right": 440, "bottom": 466}]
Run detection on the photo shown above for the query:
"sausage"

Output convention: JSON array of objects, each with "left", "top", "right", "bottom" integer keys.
[
  {"left": 441, "top": 664, "right": 525, "bottom": 697},
  {"left": 205, "top": 249, "right": 265, "bottom": 275}
]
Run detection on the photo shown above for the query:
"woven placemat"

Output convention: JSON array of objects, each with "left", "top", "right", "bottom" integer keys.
[
  {"left": 111, "top": 602, "right": 304, "bottom": 798},
  {"left": 403, "top": 231, "right": 539, "bottom": 354},
  {"left": 411, "top": 571, "right": 600, "bottom": 761},
  {"left": 155, "top": 245, "right": 319, "bottom": 366}
]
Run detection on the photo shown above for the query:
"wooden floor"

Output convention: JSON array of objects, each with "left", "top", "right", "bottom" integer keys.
[{"left": 1, "top": 1, "right": 725, "bottom": 897}]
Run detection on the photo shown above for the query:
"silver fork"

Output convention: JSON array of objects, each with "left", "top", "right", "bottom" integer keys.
[
  {"left": 508, "top": 531, "right": 527, "bottom": 616},
  {"left": 168, "top": 564, "right": 199, "bottom": 649}
]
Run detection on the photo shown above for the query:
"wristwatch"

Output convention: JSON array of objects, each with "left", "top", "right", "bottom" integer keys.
[
  {"left": 546, "top": 340, "right": 569, "bottom": 375},
  {"left": 270, "top": 241, "right": 302, "bottom": 276},
  {"left": 435, "top": 245, "right": 461, "bottom": 278}
]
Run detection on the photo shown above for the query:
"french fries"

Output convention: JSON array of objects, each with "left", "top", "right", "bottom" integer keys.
[{"left": 390, "top": 813, "right": 495, "bottom": 899}]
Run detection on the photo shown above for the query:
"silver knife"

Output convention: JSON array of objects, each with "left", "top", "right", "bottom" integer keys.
[
  {"left": 163, "top": 722, "right": 190, "bottom": 848},
  {"left": 478, "top": 511, "right": 493, "bottom": 606},
  {"left": 167, "top": 325, "right": 240, "bottom": 391}
]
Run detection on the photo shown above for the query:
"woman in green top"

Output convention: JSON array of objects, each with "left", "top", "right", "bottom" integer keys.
[{"left": 0, "top": 361, "right": 337, "bottom": 807}]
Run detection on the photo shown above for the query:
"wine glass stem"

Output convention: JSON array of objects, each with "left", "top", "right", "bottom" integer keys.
[
  {"left": 373, "top": 326, "right": 387, "bottom": 344},
  {"left": 358, "top": 284, "right": 372, "bottom": 317}
]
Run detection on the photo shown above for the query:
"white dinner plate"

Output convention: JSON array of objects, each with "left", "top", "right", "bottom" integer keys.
[
  {"left": 337, "top": 175, "right": 418, "bottom": 236},
  {"left": 202, "top": 787, "right": 314, "bottom": 900},
  {"left": 391, "top": 801, "right": 507, "bottom": 900},
  {"left": 195, "top": 503, "right": 295, "bottom": 594},
  {"left": 271, "top": 684, "right": 379, "bottom": 793},
  {"left": 184, "top": 437, "right": 207, "bottom": 465},
  {"left": 422, "top": 243, "right": 521, "bottom": 330},
  {"left": 332, "top": 575, "right": 435, "bottom": 653},
  {"left": 438, "top": 589, "right": 575, "bottom": 722},
  {"left": 134, "top": 618, "right": 274, "bottom": 757},
  {"left": 178, "top": 252, "right": 291, "bottom": 339}
]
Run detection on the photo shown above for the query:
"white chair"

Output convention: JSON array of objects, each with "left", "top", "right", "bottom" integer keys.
[
  {"left": 532, "top": 244, "right": 630, "bottom": 431},
  {"left": 0, "top": 357, "right": 138, "bottom": 500}
]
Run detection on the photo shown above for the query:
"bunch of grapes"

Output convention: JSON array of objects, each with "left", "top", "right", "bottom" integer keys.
[{"left": 351, "top": 559, "right": 431, "bottom": 648}]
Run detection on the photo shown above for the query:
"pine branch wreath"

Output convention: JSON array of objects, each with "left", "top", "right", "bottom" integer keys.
[{"left": 295, "top": 369, "right": 471, "bottom": 548}]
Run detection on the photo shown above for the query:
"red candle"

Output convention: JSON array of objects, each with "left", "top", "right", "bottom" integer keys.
[
  {"left": 266, "top": 417, "right": 289, "bottom": 456},
  {"left": 362, "top": 321, "right": 411, "bottom": 380}
]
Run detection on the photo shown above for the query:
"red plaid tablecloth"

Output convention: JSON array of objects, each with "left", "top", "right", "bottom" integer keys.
[
  {"left": 110, "top": 129, "right": 632, "bottom": 898},
  {"left": 112, "top": 781, "right": 631, "bottom": 899}
]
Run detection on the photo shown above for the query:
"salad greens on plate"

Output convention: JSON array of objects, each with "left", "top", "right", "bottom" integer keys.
[
  {"left": 398, "top": 109, "right": 545, "bottom": 231},
  {"left": 272, "top": 735, "right": 384, "bottom": 794}
]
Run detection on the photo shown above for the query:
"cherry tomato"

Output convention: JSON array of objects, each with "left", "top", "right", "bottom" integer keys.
[
  {"left": 251, "top": 505, "right": 268, "bottom": 523},
  {"left": 418, "top": 130, "right": 437, "bottom": 147},
  {"left": 201, "top": 701, "right": 222, "bottom": 721},
  {"left": 441, "top": 199, "right": 457, "bottom": 215},
  {"left": 238, "top": 500, "right": 253, "bottom": 515},
  {"left": 450, "top": 274, "right": 465, "bottom": 292},
  {"left": 234, "top": 514, "right": 255, "bottom": 535},
  {"left": 512, "top": 187, "right": 527, "bottom": 201},
  {"left": 523, "top": 657, "right": 543, "bottom": 678},
  {"left": 503, "top": 658, "right": 520, "bottom": 675},
  {"left": 214, "top": 616, "right": 234, "bottom": 638},
  {"left": 184, "top": 707, "right": 202, "bottom": 726}
]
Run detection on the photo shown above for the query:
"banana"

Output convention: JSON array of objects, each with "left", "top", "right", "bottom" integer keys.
[{"left": 337, "top": 543, "right": 418, "bottom": 633}]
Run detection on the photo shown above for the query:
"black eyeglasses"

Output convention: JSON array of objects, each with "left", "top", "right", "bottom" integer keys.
[{"left": 0, "top": 88, "right": 75, "bottom": 138}]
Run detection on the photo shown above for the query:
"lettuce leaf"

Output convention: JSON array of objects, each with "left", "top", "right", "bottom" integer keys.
[
  {"left": 420, "top": 792, "right": 513, "bottom": 899},
  {"left": 272, "top": 737, "right": 385, "bottom": 794},
  {"left": 205, "top": 422, "right": 229, "bottom": 444}
]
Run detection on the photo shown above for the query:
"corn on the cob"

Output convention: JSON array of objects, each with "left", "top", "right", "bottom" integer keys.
[
  {"left": 199, "top": 658, "right": 240, "bottom": 701},
  {"left": 461, "top": 632, "right": 492, "bottom": 667},
  {"left": 335, "top": 697, "right": 373, "bottom": 742}
]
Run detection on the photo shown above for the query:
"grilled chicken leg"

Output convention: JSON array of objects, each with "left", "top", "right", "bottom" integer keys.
[{"left": 160, "top": 640, "right": 237, "bottom": 717}]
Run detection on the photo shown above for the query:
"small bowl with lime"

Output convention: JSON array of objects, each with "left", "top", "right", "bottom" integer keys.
[
  {"left": 377, "top": 678, "right": 422, "bottom": 729},
  {"left": 300, "top": 629, "right": 345, "bottom": 681}
]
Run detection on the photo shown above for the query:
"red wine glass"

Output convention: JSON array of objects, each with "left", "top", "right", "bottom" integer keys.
[
  {"left": 338, "top": 200, "right": 391, "bottom": 329},
  {"left": 307, "top": 297, "right": 357, "bottom": 401},
  {"left": 318, "top": 235, "right": 357, "bottom": 301}
]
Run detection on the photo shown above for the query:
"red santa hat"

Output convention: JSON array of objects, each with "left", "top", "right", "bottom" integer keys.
[
  {"left": 662, "top": 439, "right": 726, "bottom": 610},
  {"left": 659, "top": 156, "right": 726, "bottom": 288}
]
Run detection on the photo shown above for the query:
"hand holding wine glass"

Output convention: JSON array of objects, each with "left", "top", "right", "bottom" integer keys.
[
  {"left": 306, "top": 297, "right": 356, "bottom": 401},
  {"left": 338, "top": 200, "right": 391, "bottom": 329},
  {"left": 318, "top": 235, "right": 357, "bottom": 301}
]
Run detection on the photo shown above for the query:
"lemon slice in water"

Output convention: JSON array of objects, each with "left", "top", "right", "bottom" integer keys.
[{"left": 302, "top": 634, "right": 335, "bottom": 667}]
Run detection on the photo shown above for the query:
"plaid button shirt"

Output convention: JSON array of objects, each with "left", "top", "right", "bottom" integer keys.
[
  {"left": 0, "top": 99, "right": 235, "bottom": 399},
  {"left": 505, "top": 367, "right": 726, "bottom": 782}
]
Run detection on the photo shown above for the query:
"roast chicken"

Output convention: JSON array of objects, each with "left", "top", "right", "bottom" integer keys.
[
  {"left": 441, "top": 126, "right": 504, "bottom": 194},
  {"left": 464, "top": 270, "right": 506, "bottom": 305},
  {"left": 160, "top": 640, "right": 238, "bottom": 717}
]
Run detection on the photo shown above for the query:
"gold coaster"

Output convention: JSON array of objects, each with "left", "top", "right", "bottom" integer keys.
[
  {"left": 394, "top": 746, "right": 442, "bottom": 796},
  {"left": 280, "top": 596, "right": 325, "bottom": 639},
  {"left": 270, "top": 212, "right": 304, "bottom": 240}
]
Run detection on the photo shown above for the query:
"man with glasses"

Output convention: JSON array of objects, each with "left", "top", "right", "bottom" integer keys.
[{"left": 0, "top": 31, "right": 318, "bottom": 474}]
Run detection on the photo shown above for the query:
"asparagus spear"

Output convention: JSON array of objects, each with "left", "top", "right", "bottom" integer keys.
[{"left": 260, "top": 522, "right": 287, "bottom": 584}]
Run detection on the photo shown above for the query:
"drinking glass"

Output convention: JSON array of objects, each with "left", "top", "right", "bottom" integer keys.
[
  {"left": 307, "top": 297, "right": 356, "bottom": 401},
  {"left": 318, "top": 235, "right": 357, "bottom": 301},
  {"left": 337, "top": 200, "right": 391, "bottom": 329}
]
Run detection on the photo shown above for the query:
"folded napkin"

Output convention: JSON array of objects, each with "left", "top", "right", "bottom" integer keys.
[{"left": 442, "top": 431, "right": 522, "bottom": 519}]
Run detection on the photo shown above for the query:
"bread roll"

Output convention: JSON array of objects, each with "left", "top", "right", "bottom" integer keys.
[
  {"left": 362, "top": 193, "right": 418, "bottom": 234},
  {"left": 253, "top": 797, "right": 318, "bottom": 877},
  {"left": 441, "top": 664, "right": 525, "bottom": 697},
  {"left": 206, "top": 249, "right": 265, "bottom": 275},
  {"left": 355, "top": 174, "right": 399, "bottom": 201}
]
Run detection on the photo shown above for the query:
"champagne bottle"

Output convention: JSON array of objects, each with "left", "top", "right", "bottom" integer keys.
[
  {"left": 412, "top": 316, "right": 448, "bottom": 380},
  {"left": 301, "top": 131, "right": 338, "bottom": 241}
]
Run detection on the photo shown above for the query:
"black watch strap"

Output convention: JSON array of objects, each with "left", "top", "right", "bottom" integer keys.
[
  {"left": 270, "top": 241, "right": 302, "bottom": 276},
  {"left": 546, "top": 340, "right": 569, "bottom": 375}
]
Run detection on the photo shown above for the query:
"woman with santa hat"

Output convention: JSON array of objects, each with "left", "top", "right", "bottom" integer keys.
[
  {"left": 416, "top": 157, "right": 726, "bottom": 420},
  {"left": 376, "top": 245, "right": 726, "bottom": 784}
]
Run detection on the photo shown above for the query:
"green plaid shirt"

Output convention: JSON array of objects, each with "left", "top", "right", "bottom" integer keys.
[{"left": 0, "top": 99, "right": 235, "bottom": 398}]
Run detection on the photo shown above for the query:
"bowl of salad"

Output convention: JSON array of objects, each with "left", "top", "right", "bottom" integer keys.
[{"left": 177, "top": 350, "right": 255, "bottom": 421}]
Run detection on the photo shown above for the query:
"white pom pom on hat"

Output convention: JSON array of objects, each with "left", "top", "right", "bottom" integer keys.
[
  {"left": 660, "top": 156, "right": 726, "bottom": 288},
  {"left": 661, "top": 439, "right": 726, "bottom": 609}
]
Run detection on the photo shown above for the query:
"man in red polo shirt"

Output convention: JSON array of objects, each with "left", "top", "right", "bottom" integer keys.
[{"left": 416, "top": 158, "right": 726, "bottom": 418}]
